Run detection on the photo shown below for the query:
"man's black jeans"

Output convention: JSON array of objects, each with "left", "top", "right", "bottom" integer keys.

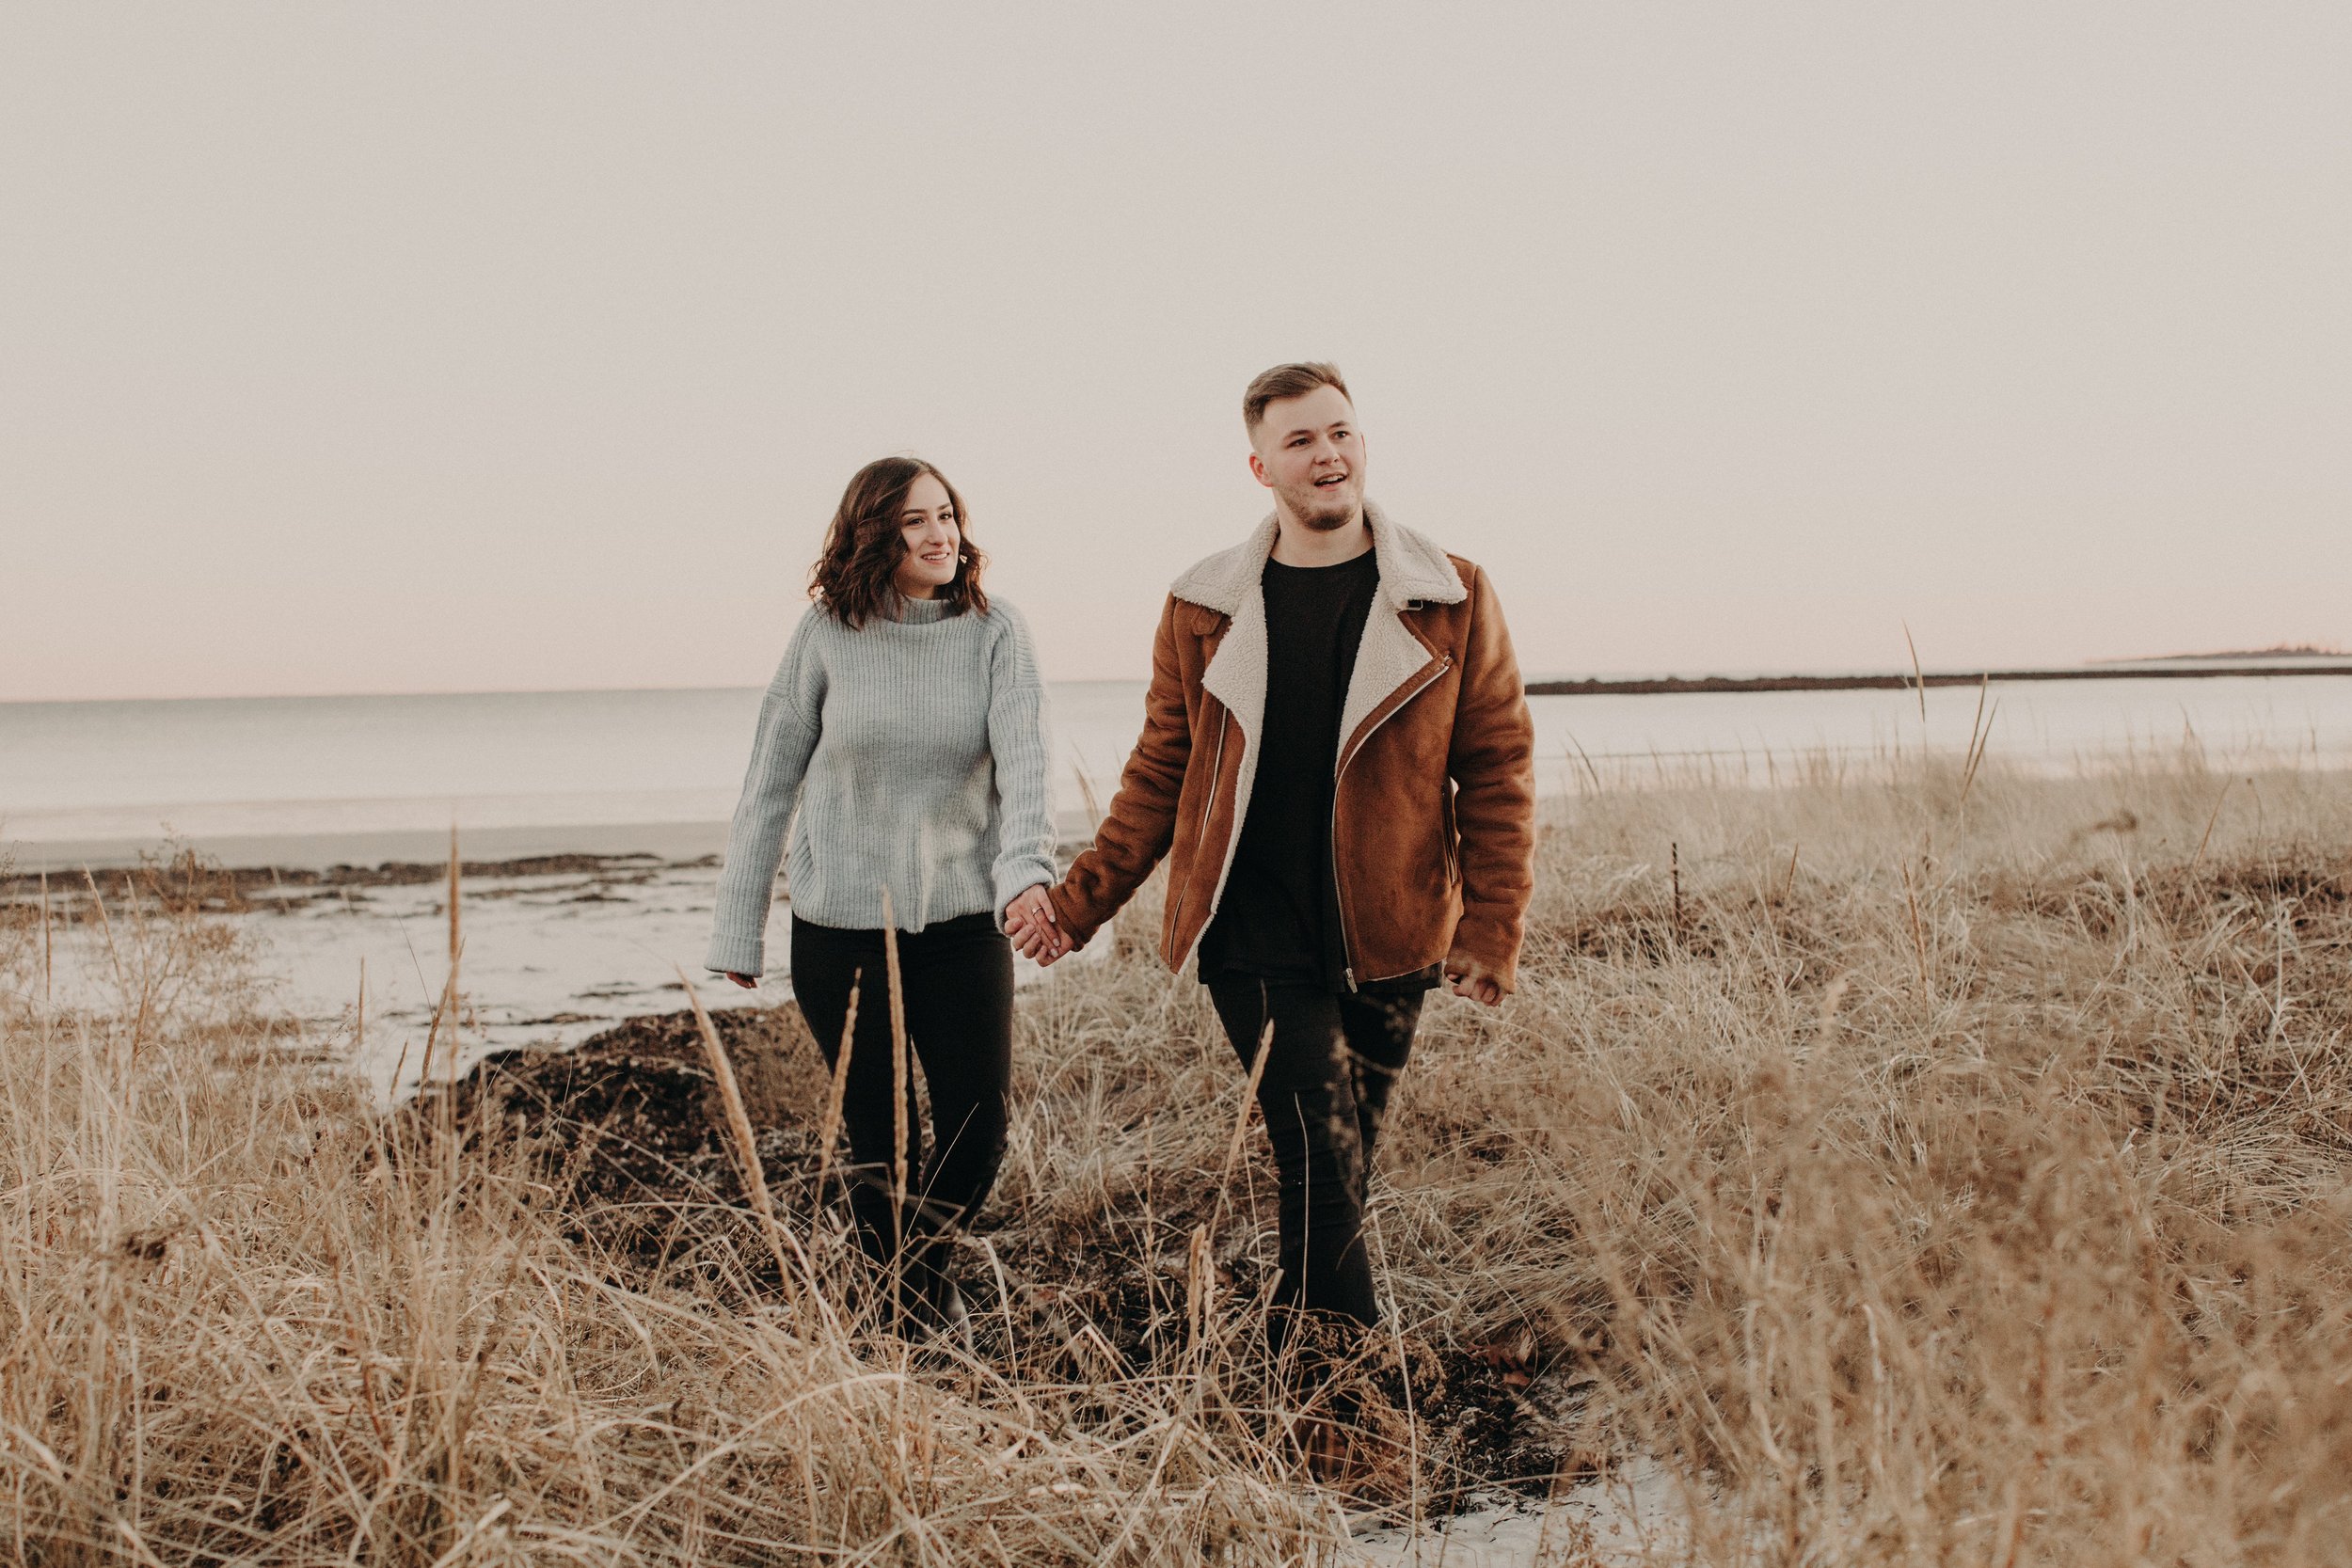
[
  {"left": 790, "top": 911, "right": 1013, "bottom": 1310},
  {"left": 1205, "top": 975, "right": 1424, "bottom": 1331}
]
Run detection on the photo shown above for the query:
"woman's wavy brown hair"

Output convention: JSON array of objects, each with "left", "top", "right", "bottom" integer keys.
[{"left": 807, "top": 456, "right": 989, "bottom": 629}]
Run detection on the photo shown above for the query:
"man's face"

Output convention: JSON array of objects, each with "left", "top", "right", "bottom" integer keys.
[{"left": 1248, "top": 384, "right": 1366, "bottom": 531}]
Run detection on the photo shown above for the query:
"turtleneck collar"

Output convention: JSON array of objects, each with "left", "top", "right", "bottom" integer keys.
[{"left": 889, "top": 593, "right": 959, "bottom": 625}]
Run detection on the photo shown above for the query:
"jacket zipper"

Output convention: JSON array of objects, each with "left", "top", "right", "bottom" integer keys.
[
  {"left": 1168, "top": 709, "right": 1232, "bottom": 944},
  {"left": 1331, "top": 654, "right": 1453, "bottom": 990}
]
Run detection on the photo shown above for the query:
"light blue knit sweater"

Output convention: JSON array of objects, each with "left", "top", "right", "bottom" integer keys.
[{"left": 705, "top": 595, "right": 1057, "bottom": 975}]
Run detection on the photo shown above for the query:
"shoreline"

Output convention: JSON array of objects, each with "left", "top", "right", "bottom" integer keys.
[
  {"left": 0, "top": 846, "right": 714, "bottom": 899},
  {"left": 1526, "top": 662, "right": 2352, "bottom": 697},
  {"left": 0, "top": 811, "right": 1107, "bottom": 879},
  {"left": 0, "top": 820, "right": 734, "bottom": 879}
]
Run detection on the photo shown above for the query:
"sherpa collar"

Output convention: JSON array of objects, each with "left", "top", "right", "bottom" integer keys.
[{"left": 1168, "top": 502, "right": 1466, "bottom": 616}]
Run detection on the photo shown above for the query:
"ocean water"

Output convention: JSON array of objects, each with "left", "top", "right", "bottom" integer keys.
[{"left": 6, "top": 674, "right": 2352, "bottom": 859}]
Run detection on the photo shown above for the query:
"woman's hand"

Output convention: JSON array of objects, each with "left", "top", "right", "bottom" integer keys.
[
  {"left": 724, "top": 972, "right": 759, "bottom": 990},
  {"left": 1443, "top": 960, "right": 1503, "bottom": 1007},
  {"left": 1004, "top": 885, "right": 1069, "bottom": 964}
]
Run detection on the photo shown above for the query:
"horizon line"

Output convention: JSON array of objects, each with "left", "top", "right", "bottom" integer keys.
[
  {"left": 14, "top": 651, "right": 2352, "bottom": 709},
  {"left": 0, "top": 678, "right": 1163, "bottom": 708}
]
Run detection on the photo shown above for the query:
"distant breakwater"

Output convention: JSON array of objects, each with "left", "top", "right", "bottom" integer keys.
[{"left": 1526, "top": 664, "right": 2352, "bottom": 698}]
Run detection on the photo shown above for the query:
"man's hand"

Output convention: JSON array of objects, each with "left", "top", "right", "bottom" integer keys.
[
  {"left": 724, "top": 971, "right": 759, "bottom": 990},
  {"left": 1444, "top": 960, "right": 1503, "bottom": 1007},
  {"left": 1004, "top": 885, "right": 1069, "bottom": 964}
]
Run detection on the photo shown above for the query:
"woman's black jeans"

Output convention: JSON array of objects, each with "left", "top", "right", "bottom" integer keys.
[
  {"left": 789, "top": 911, "right": 1013, "bottom": 1311},
  {"left": 1205, "top": 975, "right": 1424, "bottom": 1334}
]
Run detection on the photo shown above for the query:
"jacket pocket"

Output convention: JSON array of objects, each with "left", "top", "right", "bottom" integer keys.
[
  {"left": 1182, "top": 603, "right": 1229, "bottom": 639},
  {"left": 1440, "top": 785, "right": 1461, "bottom": 887}
]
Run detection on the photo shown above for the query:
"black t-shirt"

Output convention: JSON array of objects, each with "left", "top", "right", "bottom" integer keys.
[{"left": 1199, "top": 548, "right": 1383, "bottom": 991}]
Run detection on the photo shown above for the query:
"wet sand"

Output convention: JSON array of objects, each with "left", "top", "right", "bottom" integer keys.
[{"left": 12, "top": 847, "right": 1098, "bottom": 1103}]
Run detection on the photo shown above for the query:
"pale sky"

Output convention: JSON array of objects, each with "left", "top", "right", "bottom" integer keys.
[{"left": 5, "top": 3, "right": 2347, "bottom": 703}]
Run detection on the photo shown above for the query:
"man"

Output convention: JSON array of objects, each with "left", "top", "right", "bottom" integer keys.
[{"left": 1011, "top": 360, "right": 1535, "bottom": 1348}]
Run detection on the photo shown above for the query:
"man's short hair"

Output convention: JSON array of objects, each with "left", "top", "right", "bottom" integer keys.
[{"left": 1243, "top": 361, "right": 1351, "bottom": 432}]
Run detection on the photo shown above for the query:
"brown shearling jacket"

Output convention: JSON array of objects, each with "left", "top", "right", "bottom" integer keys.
[{"left": 1049, "top": 505, "right": 1538, "bottom": 991}]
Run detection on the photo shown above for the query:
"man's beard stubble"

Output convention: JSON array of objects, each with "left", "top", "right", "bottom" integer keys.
[{"left": 1283, "top": 478, "right": 1361, "bottom": 532}]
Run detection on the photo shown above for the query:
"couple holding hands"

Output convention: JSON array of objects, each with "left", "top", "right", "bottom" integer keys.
[{"left": 707, "top": 361, "right": 1536, "bottom": 1347}]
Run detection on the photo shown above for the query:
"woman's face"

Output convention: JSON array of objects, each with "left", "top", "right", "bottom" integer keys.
[{"left": 891, "top": 472, "right": 961, "bottom": 599}]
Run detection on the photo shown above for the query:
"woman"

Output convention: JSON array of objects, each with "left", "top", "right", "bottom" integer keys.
[{"left": 707, "top": 455, "right": 1064, "bottom": 1334}]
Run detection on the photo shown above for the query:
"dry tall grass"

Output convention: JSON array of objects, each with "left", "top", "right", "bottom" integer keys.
[{"left": 5, "top": 756, "right": 2350, "bottom": 1564}]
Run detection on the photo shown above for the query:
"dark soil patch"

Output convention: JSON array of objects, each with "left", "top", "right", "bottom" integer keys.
[
  {"left": 400, "top": 1004, "right": 1580, "bottom": 1503},
  {"left": 1991, "top": 850, "right": 2352, "bottom": 936},
  {"left": 1533, "top": 901, "right": 1724, "bottom": 966}
]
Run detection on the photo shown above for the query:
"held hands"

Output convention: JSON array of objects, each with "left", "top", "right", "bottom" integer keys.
[
  {"left": 1004, "top": 885, "right": 1070, "bottom": 964},
  {"left": 1444, "top": 960, "right": 1504, "bottom": 1007},
  {"left": 728, "top": 893, "right": 1069, "bottom": 988}
]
